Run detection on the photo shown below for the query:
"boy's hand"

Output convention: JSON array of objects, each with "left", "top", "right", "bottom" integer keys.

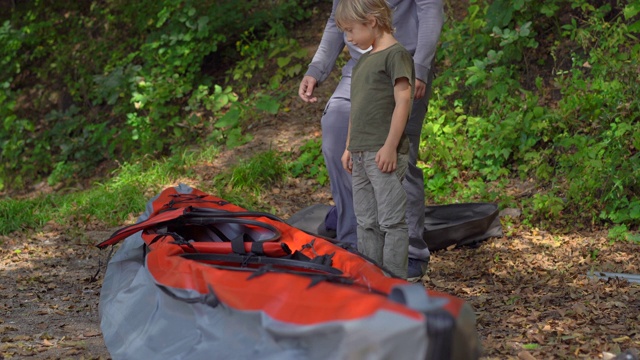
[
  {"left": 341, "top": 150, "right": 352, "bottom": 174},
  {"left": 376, "top": 145, "right": 397, "bottom": 173}
]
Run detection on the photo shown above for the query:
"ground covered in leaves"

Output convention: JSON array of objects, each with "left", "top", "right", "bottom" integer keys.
[
  {"left": 1, "top": 3, "right": 639, "bottom": 360},
  {"left": 1, "top": 204, "right": 638, "bottom": 359}
]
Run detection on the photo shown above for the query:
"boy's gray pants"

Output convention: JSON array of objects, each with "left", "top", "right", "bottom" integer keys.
[
  {"left": 352, "top": 151, "right": 410, "bottom": 279},
  {"left": 320, "top": 74, "right": 433, "bottom": 262}
]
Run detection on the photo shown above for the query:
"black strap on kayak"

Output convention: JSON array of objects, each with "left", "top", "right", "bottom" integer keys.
[
  {"left": 185, "top": 207, "right": 286, "bottom": 223},
  {"left": 290, "top": 249, "right": 335, "bottom": 267},
  {"left": 89, "top": 244, "right": 116, "bottom": 283},
  {"left": 180, "top": 253, "right": 343, "bottom": 275},
  {"left": 205, "top": 263, "right": 353, "bottom": 289},
  {"left": 250, "top": 241, "right": 265, "bottom": 255},
  {"left": 149, "top": 230, "right": 292, "bottom": 256},
  {"left": 230, "top": 233, "right": 250, "bottom": 254},
  {"left": 167, "top": 233, "right": 197, "bottom": 252},
  {"left": 245, "top": 264, "right": 353, "bottom": 288}
]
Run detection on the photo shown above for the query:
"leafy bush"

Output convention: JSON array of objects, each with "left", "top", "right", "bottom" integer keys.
[
  {"left": 423, "top": 0, "right": 639, "bottom": 233},
  {"left": 288, "top": 139, "right": 328, "bottom": 186},
  {"left": 0, "top": 0, "right": 315, "bottom": 191}
]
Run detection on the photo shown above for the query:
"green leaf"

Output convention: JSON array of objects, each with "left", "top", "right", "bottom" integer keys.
[
  {"left": 215, "top": 106, "right": 241, "bottom": 128},
  {"left": 540, "top": 4, "right": 559, "bottom": 17},
  {"left": 287, "top": 63, "right": 302, "bottom": 78},
  {"left": 276, "top": 56, "right": 291, "bottom": 68},
  {"left": 256, "top": 96, "right": 280, "bottom": 114},
  {"left": 486, "top": 0, "right": 513, "bottom": 28},
  {"left": 629, "top": 19, "right": 640, "bottom": 32},
  {"left": 623, "top": 4, "right": 640, "bottom": 19},
  {"left": 197, "top": 16, "right": 210, "bottom": 35},
  {"left": 269, "top": 74, "right": 282, "bottom": 90},
  {"left": 156, "top": 7, "right": 172, "bottom": 28},
  {"left": 211, "top": 93, "right": 229, "bottom": 112},
  {"left": 519, "top": 22, "right": 532, "bottom": 37},
  {"left": 630, "top": 203, "right": 640, "bottom": 220},
  {"left": 533, "top": 106, "right": 544, "bottom": 117}
]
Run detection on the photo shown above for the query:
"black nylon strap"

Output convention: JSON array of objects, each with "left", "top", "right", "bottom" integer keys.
[
  {"left": 250, "top": 242, "right": 265, "bottom": 255},
  {"left": 186, "top": 207, "right": 285, "bottom": 223},
  {"left": 311, "top": 254, "right": 334, "bottom": 266},
  {"left": 230, "top": 234, "right": 247, "bottom": 254},
  {"left": 180, "top": 253, "right": 343, "bottom": 275}
]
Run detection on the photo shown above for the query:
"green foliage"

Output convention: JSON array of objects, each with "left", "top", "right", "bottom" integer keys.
[
  {"left": 288, "top": 139, "right": 328, "bottom": 186},
  {"left": 0, "top": 0, "right": 316, "bottom": 190},
  {"left": 423, "top": 0, "right": 639, "bottom": 234},
  {"left": 222, "top": 150, "right": 287, "bottom": 194},
  {"left": 0, "top": 143, "right": 224, "bottom": 234},
  {"left": 0, "top": 197, "right": 49, "bottom": 234},
  {"left": 0, "top": 173, "right": 146, "bottom": 235},
  {"left": 230, "top": 25, "right": 308, "bottom": 94},
  {"left": 529, "top": 193, "right": 565, "bottom": 222},
  {"left": 607, "top": 225, "right": 640, "bottom": 244},
  {"left": 205, "top": 150, "right": 289, "bottom": 212}
]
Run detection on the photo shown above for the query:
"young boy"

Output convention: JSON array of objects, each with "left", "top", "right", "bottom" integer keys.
[{"left": 336, "top": 0, "right": 414, "bottom": 279}]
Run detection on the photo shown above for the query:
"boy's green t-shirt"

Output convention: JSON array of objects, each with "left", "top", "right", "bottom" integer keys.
[{"left": 349, "top": 42, "right": 414, "bottom": 154}]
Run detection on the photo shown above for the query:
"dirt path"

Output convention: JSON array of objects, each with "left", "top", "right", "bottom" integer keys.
[
  {"left": 2, "top": 208, "right": 639, "bottom": 359},
  {"left": 0, "top": 228, "right": 112, "bottom": 359}
]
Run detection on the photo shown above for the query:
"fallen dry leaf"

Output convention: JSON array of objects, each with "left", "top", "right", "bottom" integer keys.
[{"left": 518, "top": 350, "right": 537, "bottom": 360}]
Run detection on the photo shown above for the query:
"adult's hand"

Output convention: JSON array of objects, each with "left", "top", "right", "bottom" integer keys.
[
  {"left": 414, "top": 79, "right": 426, "bottom": 100},
  {"left": 298, "top": 75, "right": 318, "bottom": 103},
  {"left": 341, "top": 150, "right": 352, "bottom": 174}
]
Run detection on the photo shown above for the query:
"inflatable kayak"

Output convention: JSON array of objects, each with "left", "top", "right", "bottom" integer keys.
[{"left": 97, "top": 184, "right": 480, "bottom": 360}]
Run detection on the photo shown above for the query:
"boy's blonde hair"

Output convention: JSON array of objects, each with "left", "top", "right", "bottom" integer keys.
[{"left": 335, "top": 0, "right": 394, "bottom": 34}]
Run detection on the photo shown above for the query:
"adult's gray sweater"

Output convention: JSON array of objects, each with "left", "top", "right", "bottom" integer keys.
[{"left": 305, "top": 0, "right": 444, "bottom": 85}]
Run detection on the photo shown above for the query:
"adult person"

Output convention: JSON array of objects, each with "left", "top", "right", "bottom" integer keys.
[{"left": 298, "top": 0, "right": 443, "bottom": 279}]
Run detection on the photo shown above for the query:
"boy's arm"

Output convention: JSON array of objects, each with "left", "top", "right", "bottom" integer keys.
[{"left": 376, "top": 77, "right": 412, "bottom": 173}]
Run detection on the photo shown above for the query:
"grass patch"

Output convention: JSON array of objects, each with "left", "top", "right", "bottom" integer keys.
[
  {"left": 0, "top": 145, "right": 296, "bottom": 235},
  {"left": 218, "top": 150, "right": 287, "bottom": 193},
  {"left": 0, "top": 145, "right": 222, "bottom": 235},
  {"left": 208, "top": 149, "right": 288, "bottom": 212},
  {"left": 0, "top": 197, "right": 51, "bottom": 234}
]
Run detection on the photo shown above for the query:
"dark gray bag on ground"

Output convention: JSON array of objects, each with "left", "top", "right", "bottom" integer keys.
[
  {"left": 422, "top": 203, "right": 502, "bottom": 251},
  {"left": 287, "top": 203, "right": 502, "bottom": 251}
]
